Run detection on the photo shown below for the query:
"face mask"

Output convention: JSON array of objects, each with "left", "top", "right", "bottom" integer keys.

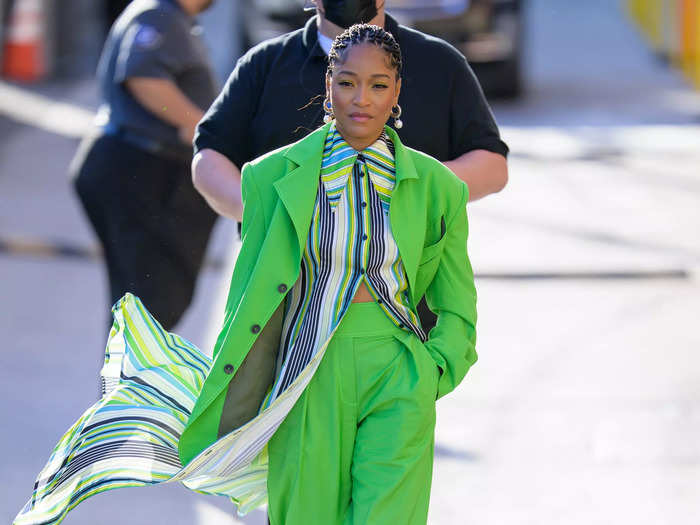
[{"left": 322, "top": 0, "right": 378, "bottom": 29}]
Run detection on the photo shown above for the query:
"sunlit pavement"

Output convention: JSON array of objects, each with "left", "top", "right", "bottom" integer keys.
[{"left": 2, "top": 1, "right": 699, "bottom": 524}]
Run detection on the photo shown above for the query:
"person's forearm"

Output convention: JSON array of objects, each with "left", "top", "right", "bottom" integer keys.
[
  {"left": 443, "top": 149, "right": 508, "bottom": 201},
  {"left": 125, "top": 77, "right": 204, "bottom": 143},
  {"left": 192, "top": 148, "right": 243, "bottom": 221}
]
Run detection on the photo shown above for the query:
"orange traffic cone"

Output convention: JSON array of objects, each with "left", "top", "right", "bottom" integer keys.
[{"left": 1, "top": 0, "right": 48, "bottom": 82}]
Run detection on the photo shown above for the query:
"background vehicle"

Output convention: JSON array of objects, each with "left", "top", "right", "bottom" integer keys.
[{"left": 240, "top": 0, "right": 524, "bottom": 98}]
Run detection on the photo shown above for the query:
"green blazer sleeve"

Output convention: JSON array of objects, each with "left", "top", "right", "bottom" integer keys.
[{"left": 422, "top": 181, "right": 477, "bottom": 399}]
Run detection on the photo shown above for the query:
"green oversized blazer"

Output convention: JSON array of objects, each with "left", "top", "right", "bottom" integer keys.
[{"left": 178, "top": 122, "right": 477, "bottom": 466}]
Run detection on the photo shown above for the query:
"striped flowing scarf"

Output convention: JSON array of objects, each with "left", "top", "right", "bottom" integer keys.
[{"left": 13, "top": 294, "right": 271, "bottom": 525}]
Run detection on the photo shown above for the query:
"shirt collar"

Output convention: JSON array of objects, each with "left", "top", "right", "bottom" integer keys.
[
  {"left": 302, "top": 16, "right": 326, "bottom": 60},
  {"left": 320, "top": 122, "right": 396, "bottom": 209},
  {"left": 384, "top": 14, "right": 401, "bottom": 45},
  {"left": 304, "top": 13, "right": 402, "bottom": 59},
  {"left": 316, "top": 31, "right": 333, "bottom": 55}
]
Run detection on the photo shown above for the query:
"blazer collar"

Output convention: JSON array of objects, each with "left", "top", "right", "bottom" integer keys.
[
  {"left": 273, "top": 123, "right": 330, "bottom": 250},
  {"left": 384, "top": 125, "right": 418, "bottom": 185},
  {"left": 384, "top": 125, "right": 424, "bottom": 301}
]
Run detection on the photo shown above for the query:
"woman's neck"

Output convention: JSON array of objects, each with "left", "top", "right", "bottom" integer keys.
[{"left": 346, "top": 138, "right": 375, "bottom": 152}]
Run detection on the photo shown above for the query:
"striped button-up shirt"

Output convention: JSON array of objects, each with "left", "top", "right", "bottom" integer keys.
[{"left": 268, "top": 123, "right": 424, "bottom": 401}]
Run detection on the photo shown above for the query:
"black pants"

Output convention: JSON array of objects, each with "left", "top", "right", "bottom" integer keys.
[{"left": 72, "top": 133, "right": 216, "bottom": 330}]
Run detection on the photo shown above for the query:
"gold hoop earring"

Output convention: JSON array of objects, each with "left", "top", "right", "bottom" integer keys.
[
  {"left": 391, "top": 104, "right": 403, "bottom": 129},
  {"left": 323, "top": 97, "right": 334, "bottom": 124}
]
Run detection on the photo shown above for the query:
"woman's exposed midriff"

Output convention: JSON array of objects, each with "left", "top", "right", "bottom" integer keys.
[{"left": 351, "top": 281, "right": 375, "bottom": 303}]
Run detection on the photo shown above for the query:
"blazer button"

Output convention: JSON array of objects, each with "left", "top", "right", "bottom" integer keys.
[
  {"left": 251, "top": 324, "right": 261, "bottom": 334},
  {"left": 277, "top": 283, "right": 287, "bottom": 293},
  {"left": 224, "top": 364, "right": 234, "bottom": 374}
]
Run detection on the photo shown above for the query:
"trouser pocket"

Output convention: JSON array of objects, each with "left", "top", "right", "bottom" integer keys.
[{"left": 392, "top": 331, "right": 440, "bottom": 401}]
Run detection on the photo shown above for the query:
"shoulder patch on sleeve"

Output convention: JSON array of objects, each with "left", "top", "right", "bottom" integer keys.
[{"left": 133, "top": 24, "right": 163, "bottom": 50}]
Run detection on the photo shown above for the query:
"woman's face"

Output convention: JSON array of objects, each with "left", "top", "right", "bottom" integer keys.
[{"left": 326, "top": 42, "right": 401, "bottom": 151}]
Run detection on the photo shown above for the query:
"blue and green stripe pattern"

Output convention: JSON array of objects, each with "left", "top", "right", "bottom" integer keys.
[
  {"left": 14, "top": 293, "right": 293, "bottom": 524},
  {"left": 14, "top": 293, "right": 209, "bottom": 524}
]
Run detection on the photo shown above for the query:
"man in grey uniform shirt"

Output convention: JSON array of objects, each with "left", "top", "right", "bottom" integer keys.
[{"left": 72, "top": 0, "right": 218, "bottom": 329}]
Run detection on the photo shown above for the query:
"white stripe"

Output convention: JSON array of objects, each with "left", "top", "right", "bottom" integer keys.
[
  {"left": 0, "top": 81, "right": 94, "bottom": 138},
  {"left": 6, "top": 0, "right": 44, "bottom": 42}
]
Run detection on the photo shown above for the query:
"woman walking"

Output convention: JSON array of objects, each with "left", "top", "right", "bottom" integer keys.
[{"left": 16, "top": 24, "right": 477, "bottom": 525}]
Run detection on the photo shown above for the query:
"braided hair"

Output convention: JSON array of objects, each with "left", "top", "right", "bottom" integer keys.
[{"left": 327, "top": 24, "right": 402, "bottom": 79}]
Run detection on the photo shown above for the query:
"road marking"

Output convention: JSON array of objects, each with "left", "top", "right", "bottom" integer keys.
[
  {"left": 0, "top": 236, "right": 100, "bottom": 259},
  {"left": 501, "top": 124, "right": 700, "bottom": 160},
  {"left": 0, "top": 236, "right": 227, "bottom": 270},
  {"left": 0, "top": 80, "right": 94, "bottom": 138},
  {"left": 475, "top": 270, "right": 690, "bottom": 280},
  {"left": 0, "top": 236, "right": 689, "bottom": 280}
]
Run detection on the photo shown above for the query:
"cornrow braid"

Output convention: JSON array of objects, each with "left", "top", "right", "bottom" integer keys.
[{"left": 328, "top": 23, "right": 402, "bottom": 79}]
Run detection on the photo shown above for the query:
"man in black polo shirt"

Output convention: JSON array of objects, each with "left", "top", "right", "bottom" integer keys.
[{"left": 192, "top": 0, "right": 509, "bottom": 328}]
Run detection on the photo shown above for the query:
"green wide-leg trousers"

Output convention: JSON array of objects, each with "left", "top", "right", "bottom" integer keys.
[{"left": 268, "top": 301, "right": 439, "bottom": 525}]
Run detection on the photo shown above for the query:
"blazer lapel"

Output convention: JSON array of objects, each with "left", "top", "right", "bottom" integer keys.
[
  {"left": 386, "top": 126, "right": 426, "bottom": 305},
  {"left": 185, "top": 125, "right": 331, "bottom": 432},
  {"left": 270, "top": 124, "right": 425, "bottom": 306},
  {"left": 273, "top": 123, "right": 331, "bottom": 255}
]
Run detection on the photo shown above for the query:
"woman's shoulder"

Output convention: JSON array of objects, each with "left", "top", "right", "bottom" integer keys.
[
  {"left": 241, "top": 141, "right": 300, "bottom": 192},
  {"left": 244, "top": 125, "right": 328, "bottom": 179},
  {"left": 245, "top": 143, "right": 293, "bottom": 172},
  {"left": 393, "top": 141, "right": 469, "bottom": 219},
  {"left": 402, "top": 145, "right": 467, "bottom": 199}
]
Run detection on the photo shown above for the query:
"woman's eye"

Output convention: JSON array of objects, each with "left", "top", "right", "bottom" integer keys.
[
  {"left": 373, "top": 84, "right": 388, "bottom": 89},
  {"left": 338, "top": 80, "right": 353, "bottom": 87}
]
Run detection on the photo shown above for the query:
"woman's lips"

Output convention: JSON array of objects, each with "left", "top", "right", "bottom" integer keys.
[{"left": 349, "top": 113, "right": 372, "bottom": 122}]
